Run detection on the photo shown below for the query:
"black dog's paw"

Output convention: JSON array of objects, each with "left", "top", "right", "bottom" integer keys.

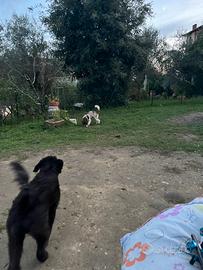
[
  {"left": 8, "top": 266, "right": 21, "bottom": 270},
  {"left": 37, "top": 250, "right": 49, "bottom": 262},
  {"left": 8, "top": 267, "right": 21, "bottom": 270}
]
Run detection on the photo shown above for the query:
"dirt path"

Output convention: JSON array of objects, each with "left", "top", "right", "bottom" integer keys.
[{"left": 0, "top": 147, "right": 203, "bottom": 269}]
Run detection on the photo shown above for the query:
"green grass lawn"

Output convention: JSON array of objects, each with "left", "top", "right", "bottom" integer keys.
[{"left": 0, "top": 98, "right": 203, "bottom": 157}]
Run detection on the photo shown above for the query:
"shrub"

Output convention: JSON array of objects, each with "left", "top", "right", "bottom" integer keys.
[
  {"left": 51, "top": 110, "right": 68, "bottom": 121},
  {"left": 57, "top": 84, "right": 82, "bottom": 109}
]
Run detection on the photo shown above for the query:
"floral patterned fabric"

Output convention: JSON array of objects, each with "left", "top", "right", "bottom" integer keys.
[{"left": 120, "top": 198, "right": 203, "bottom": 270}]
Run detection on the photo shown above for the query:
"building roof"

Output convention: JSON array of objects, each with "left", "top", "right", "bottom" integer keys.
[{"left": 182, "top": 24, "right": 203, "bottom": 36}]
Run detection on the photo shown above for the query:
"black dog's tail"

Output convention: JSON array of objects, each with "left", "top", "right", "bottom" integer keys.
[{"left": 10, "top": 161, "right": 29, "bottom": 187}]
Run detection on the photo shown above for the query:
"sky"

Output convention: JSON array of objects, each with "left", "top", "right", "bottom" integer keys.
[
  {"left": 0, "top": 0, "right": 203, "bottom": 45},
  {"left": 0, "top": 0, "right": 47, "bottom": 22},
  {"left": 149, "top": 0, "right": 203, "bottom": 46}
]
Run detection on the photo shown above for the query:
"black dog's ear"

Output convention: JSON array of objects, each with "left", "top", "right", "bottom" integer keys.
[
  {"left": 56, "top": 159, "right": 63, "bottom": 174},
  {"left": 33, "top": 160, "right": 42, "bottom": 172},
  {"left": 33, "top": 159, "right": 51, "bottom": 172}
]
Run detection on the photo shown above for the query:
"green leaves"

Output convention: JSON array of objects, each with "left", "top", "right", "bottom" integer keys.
[
  {"left": 167, "top": 32, "right": 203, "bottom": 97},
  {"left": 46, "top": 0, "right": 152, "bottom": 106}
]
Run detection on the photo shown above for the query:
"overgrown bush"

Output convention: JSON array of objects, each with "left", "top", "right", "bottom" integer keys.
[
  {"left": 128, "top": 88, "right": 148, "bottom": 101},
  {"left": 57, "top": 84, "right": 82, "bottom": 109},
  {"left": 51, "top": 110, "right": 68, "bottom": 120}
]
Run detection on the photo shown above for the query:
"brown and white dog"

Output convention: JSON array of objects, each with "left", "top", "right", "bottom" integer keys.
[{"left": 82, "top": 105, "right": 101, "bottom": 127}]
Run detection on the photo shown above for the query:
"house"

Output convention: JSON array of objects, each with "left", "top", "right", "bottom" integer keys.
[{"left": 183, "top": 24, "right": 203, "bottom": 43}]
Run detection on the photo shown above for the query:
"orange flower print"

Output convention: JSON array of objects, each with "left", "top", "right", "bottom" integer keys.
[{"left": 123, "top": 242, "right": 150, "bottom": 267}]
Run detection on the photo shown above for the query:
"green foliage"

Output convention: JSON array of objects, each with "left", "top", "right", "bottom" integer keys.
[
  {"left": 128, "top": 80, "right": 148, "bottom": 101},
  {"left": 0, "top": 79, "right": 13, "bottom": 104},
  {"left": 50, "top": 110, "right": 68, "bottom": 121},
  {"left": 57, "top": 84, "right": 81, "bottom": 109},
  {"left": 46, "top": 0, "right": 152, "bottom": 106},
  {"left": 5, "top": 15, "right": 48, "bottom": 55},
  {"left": 60, "top": 110, "right": 69, "bottom": 120},
  {"left": 134, "top": 31, "right": 168, "bottom": 98},
  {"left": 51, "top": 110, "right": 61, "bottom": 121},
  {"left": 166, "top": 32, "right": 203, "bottom": 97},
  {"left": 0, "top": 15, "right": 62, "bottom": 118}
]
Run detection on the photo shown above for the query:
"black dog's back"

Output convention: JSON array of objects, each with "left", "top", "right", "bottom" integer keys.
[
  {"left": 7, "top": 156, "right": 63, "bottom": 270},
  {"left": 7, "top": 172, "right": 59, "bottom": 226}
]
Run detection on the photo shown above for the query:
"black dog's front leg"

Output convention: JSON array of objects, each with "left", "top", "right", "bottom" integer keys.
[
  {"left": 49, "top": 202, "right": 58, "bottom": 231},
  {"left": 8, "top": 232, "right": 25, "bottom": 270},
  {"left": 35, "top": 202, "right": 59, "bottom": 263},
  {"left": 36, "top": 233, "right": 50, "bottom": 263}
]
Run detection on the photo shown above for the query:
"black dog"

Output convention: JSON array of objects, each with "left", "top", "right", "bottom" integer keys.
[{"left": 7, "top": 156, "right": 63, "bottom": 270}]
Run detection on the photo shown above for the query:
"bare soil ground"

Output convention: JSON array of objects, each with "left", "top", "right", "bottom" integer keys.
[
  {"left": 170, "top": 112, "right": 203, "bottom": 125},
  {"left": 0, "top": 147, "right": 203, "bottom": 270}
]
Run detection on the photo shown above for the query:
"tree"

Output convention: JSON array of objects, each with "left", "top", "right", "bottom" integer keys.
[
  {"left": 129, "top": 28, "right": 168, "bottom": 100},
  {"left": 46, "top": 0, "right": 152, "bottom": 106},
  {"left": 0, "top": 15, "right": 62, "bottom": 117},
  {"left": 165, "top": 32, "right": 203, "bottom": 97}
]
